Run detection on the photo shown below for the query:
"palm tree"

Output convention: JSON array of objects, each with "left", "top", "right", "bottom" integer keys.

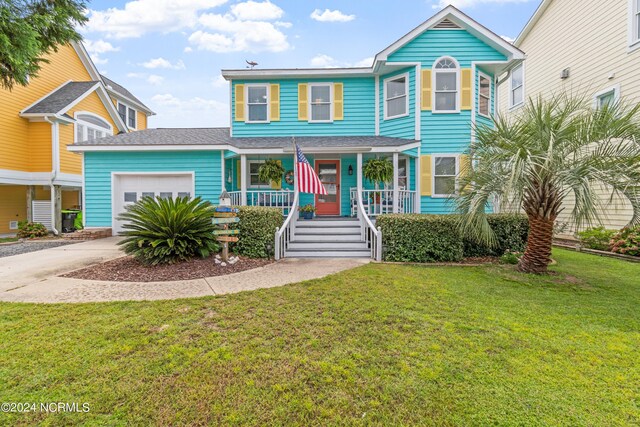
[{"left": 457, "top": 95, "right": 640, "bottom": 274}]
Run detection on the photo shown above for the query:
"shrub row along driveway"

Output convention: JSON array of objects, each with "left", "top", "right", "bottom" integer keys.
[{"left": 0, "top": 249, "right": 638, "bottom": 425}]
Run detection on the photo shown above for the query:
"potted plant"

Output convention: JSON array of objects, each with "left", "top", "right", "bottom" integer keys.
[
  {"left": 298, "top": 203, "right": 316, "bottom": 220},
  {"left": 362, "top": 157, "right": 394, "bottom": 210},
  {"left": 258, "top": 159, "right": 285, "bottom": 188}
]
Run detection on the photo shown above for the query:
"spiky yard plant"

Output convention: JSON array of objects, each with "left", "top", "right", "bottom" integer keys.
[
  {"left": 117, "top": 196, "right": 219, "bottom": 265},
  {"left": 457, "top": 95, "right": 640, "bottom": 274}
]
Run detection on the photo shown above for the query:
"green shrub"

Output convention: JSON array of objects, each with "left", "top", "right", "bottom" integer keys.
[
  {"left": 378, "top": 213, "right": 529, "bottom": 262},
  {"left": 610, "top": 225, "right": 640, "bottom": 257},
  {"left": 576, "top": 226, "right": 616, "bottom": 251},
  {"left": 117, "top": 196, "right": 219, "bottom": 265},
  {"left": 231, "top": 206, "right": 283, "bottom": 258},
  {"left": 17, "top": 221, "right": 48, "bottom": 238},
  {"left": 500, "top": 250, "right": 523, "bottom": 265}
]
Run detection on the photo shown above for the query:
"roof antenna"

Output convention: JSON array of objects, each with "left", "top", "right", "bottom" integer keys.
[{"left": 246, "top": 60, "right": 258, "bottom": 69}]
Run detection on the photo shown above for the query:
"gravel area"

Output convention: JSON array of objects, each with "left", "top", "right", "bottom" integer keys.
[
  {"left": 0, "top": 240, "right": 78, "bottom": 258},
  {"left": 63, "top": 255, "right": 274, "bottom": 282}
]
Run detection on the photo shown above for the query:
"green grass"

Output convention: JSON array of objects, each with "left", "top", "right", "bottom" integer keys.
[
  {"left": 0, "top": 237, "right": 18, "bottom": 243},
  {"left": 1, "top": 249, "right": 639, "bottom": 426}
]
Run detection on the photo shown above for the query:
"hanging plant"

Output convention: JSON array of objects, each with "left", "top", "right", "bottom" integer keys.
[
  {"left": 362, "top": 157, "right": 394, "bottom": 190},
  {"left": 258, "top": 159, "right": 285, "bottom": 187}
]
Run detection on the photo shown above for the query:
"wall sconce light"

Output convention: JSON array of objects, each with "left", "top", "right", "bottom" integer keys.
[
  {"left": 227, "top": 169, "right": 232, "bottom": 184},
  {"left": 348, "top": 165, "right": 353, "bottom": 176}
]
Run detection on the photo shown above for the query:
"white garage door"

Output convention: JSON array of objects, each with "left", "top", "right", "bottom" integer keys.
[{"left": 112, "top": 173, "right": 194, "bottom": 234}]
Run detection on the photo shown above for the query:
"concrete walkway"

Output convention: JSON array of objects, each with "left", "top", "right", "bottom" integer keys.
[{"left": 0, "top": 238, "right": 369, "bottom": 304}]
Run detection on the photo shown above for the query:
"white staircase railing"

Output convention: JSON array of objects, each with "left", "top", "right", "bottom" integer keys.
[
  {"left": 274, "top": 189, "right": 299, "bottom": 260},
  {"left": 356, "top": 189, "right": 382, "bottom": 261}
]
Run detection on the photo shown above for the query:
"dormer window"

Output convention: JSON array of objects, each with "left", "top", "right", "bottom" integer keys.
[
  {"left": 117, "top": 102, "right": 137, "bottom": 129},
  {"left": 75, "top": 113, "right": 113, "bottom": 142},
  {"left": 246, "top": 84, "right": 269, "bottom": 123},
  {"left": 433, "top": 57, "right": 459, "bottom": 113}
]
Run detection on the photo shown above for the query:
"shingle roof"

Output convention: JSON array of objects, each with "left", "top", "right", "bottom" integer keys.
[
  {"left": 23, "top": 81, "right": 98, "bottom": 114},
  {"left": 71, "top": 127, "right": 417, "bottom": 149},
  {"left": 100, "top": 74, "right": 152, "bottom": 112}
]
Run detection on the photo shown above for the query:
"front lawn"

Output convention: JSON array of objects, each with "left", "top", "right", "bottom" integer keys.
[
  {"left": 0, "top": 237, "right": 18, "bottom": 243},
  {"left": 1, "top": 249, "right": 639, "bottom": 425}
]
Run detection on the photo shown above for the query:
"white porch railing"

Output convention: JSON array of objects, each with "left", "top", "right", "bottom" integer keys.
[
  {"left": 350, "top": 188, "right": 416, "bottom": 216},
  {"left": 274, "top": 190, "right": 299, "bottom": 260},
  {"left": 228, "top": 190, "right": 295, "bottom": 215},
  {"left": 355, "top": 188, "right": 382, "bottom": 261}
]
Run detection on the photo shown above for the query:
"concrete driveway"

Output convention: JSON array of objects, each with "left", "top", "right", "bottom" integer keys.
[{"left": 0, "top": 238, "right": 369, "bottom": 304}]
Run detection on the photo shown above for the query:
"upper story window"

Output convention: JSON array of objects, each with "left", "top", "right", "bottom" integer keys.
[
  {"left": 478, "top": 73, "right": 491, "bottom": 117},
  {"left": 433, "top": 57, "right": 459, "bottom": 113},
  {"left": 246, "top": 85, "right": 269, "bottom": 123},
  {"left": 630, "top": 0, "right": 640, "bottom": 48},
  {"left": 75, "top": 113, "right": 112, "bottom": 142},
  {"left": 510, "top": 64, "right": 524, "bottom": 108},
  {"left": 433, "top": 155, "right": 458, "bottom": 197},
  {"left": 309, "top": 84, "right": 332, "bottom": 122},
  {"left": 384, "top": 74, "right": 408, "bottom": 119},
  {"left": 117, "top": 102, "right": 137, "bottom": 129}
]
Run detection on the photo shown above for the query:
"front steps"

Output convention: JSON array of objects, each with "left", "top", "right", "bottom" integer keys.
[{"left": 285, "top": 218, "right": 371, "bottom": 258}]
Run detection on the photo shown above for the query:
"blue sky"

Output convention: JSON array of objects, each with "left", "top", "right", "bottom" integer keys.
[{"left": 81, "top": 0, "right": 541, "bottom": 128}]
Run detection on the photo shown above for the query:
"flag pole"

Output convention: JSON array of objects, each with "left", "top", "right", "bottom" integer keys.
[{"left": 292, "top": 136, "right": 298, "bottom": 195}]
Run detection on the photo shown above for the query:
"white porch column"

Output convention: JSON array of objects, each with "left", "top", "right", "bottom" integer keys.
[
  {"left": 392, "top": 152, "right": 399, "bottom": 213},
  {"left": 356, "top": 153, "right": 363, "bottom": 197},
  {"left": 240, "top": 154, "right": 247, "bottom": 206},
  {"left": 357, "top": 153, "right": 364, "bottom": 240}
]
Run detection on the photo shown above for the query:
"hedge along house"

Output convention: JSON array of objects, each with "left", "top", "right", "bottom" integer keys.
[{"left": 69, "top": 6, "right": 524, "bottom": 259}]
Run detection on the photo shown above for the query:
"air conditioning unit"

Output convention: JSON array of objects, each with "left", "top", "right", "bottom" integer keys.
[{"left": 9, "top": 221, "right": 18, "bottom": 230}]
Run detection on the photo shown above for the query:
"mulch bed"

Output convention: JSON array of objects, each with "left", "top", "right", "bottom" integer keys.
[{"left": 62, "top": 255, "right": 274, "bottom": 282}]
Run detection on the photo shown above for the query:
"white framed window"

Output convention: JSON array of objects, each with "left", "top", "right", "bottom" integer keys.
[
  {"left": 383, "top": 156, "right": 410, "bottom": 190},
  {"left": 247, "top": 160, "right": 270, "bottom": 188},
  {"left": 631, "top": 0, "right": 640, "bottom": 48},
  {"left": 384, "top": 73, "right": 409, "bottom": 119},
  {"left": 594, "top": 85, "right": 620, "bottom": 109},
  {"left": 245, "top": 84, "right": 269, "bottom": 123},
  {"left": 309, "top": 83, "right": 333, "bottom": 123},
  {"left": 74, "top": 112, "right": 113, "bottom": 143},
  {"left": 432, "top": 155, "right": 458, "bottom": 197},
  {"left": 478, "top": 72, "right": 491, "bottom": 117},
  {"left": 433, "top": 57, "right": 459, "bottom": 113},
  {"left": 117, "top": 102, "right": 137, "bottom": 130},
  {"left": 510, "top": 64, "right": 524, "bottom": 108}
]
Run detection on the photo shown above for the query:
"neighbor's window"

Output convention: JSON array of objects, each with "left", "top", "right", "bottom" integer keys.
[
  {"left": 595, "top": 87, "right": 619, "bottom": 109},
  {"left": 384, "top": 74, "right": 408, "bottom": 119},
  {"left": 117, "top": 102, "right": 137, "bottom": 129},
  {"left": 248, "top": 160, "right": 270, "bottom": 188},
  {"left": 434, "top": 58, "right": 459, "bottom": 112},
  {"left": 633, "top": 0, "right": 640, "bottom": 45},
  {"left": 433, "top": 156, "right": 457, "bottom": 196},
  {"left": 478, "top": 74, "right": 491, "bottom": 117},
  {"left": 510, "top": 64, "right": 524, "bottom": 107},
  {"left": 246, "top": 85, "right": 268, "bottom": 123},
  {"left": 310, "top": 84, "right": 332, "bottom": 122},
  {"left": 75, "top": 113, "right": 112, "bottom": 142}
]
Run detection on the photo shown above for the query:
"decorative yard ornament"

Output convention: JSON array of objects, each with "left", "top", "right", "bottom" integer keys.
[
  {"left": 246, "top": 60, "right": 258, "bottom": 69},
  {"left": 213, "top": 206, "right": 240, "bottom": 262},
  {"left": 219, "top": 190, "right": 231, "bottom": 207}
]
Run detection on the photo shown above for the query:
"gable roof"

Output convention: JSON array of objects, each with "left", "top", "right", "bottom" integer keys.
[
  {"left": 22, "top": 81, "right": 99, "bottom": 114},
  {"left": 374, "top": 5, "right": 525, "bottom": 63},
  {"left": 515, "top": 0, "right": 551, "bottom": 46},
  {"left": 101, "top": 74, "right": 154, "bottom": 115}
]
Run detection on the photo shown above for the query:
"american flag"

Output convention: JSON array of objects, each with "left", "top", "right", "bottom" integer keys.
[{"left": 295, "top": 143, "right": 327, "bottom": 195}]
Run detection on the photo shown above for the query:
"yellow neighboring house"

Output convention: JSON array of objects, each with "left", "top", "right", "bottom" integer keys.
[
  {"left": 0, "top": 42, "right": 154, "bottom": 235},
  {"left": 498, "top": 0, "right": 640, "bottom": 233}
]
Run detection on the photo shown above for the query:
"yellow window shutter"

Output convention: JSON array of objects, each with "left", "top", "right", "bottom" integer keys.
[
  {"left": 270, "top": 84, "right": 280, "bottom": 121},
  {"left": 235, "top": 84, "right": 245, "bottom": 121},
  {"left": 461, "top": 69, "right": 472, "bottom": 110},
  {"left": 421, "top": 69, "right": 432, "bottom": 111},
  {"left": 271, "top": 160, "right": 282, "bottom": 189},
  {"left": 458, "top": 154, "right": 471, "bottom": 193},
  {"left": 420, "top": 155, "right": 432, "bottom": 196},
  {"left": 333, "top": 83, "right": 344, "bottom": 120},
  {"left": 298, "top": 83, "right": 308, "bottom": 121},
  {"left": 236, "top": 160, "right": 241, "bottom": 189}
]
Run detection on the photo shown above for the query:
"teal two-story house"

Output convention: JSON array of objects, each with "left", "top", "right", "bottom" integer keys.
[{"left": 69, "top": 6, "right": 524, "bottom": 259}]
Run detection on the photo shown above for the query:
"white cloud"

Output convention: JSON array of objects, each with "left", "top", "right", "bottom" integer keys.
[
  {"left": 310, "top": 54, "right": 373, "bottom": 68},
  {"left": 147, "top": 75, "right": 165, "bottom": 85},
  {"left": 310, "top": 9, "right": 355, "bottom": 23},
  {"left": 83, "top": 39, "right": 119, "bottom": 65},
  {"left": 188, "top": 13, "right": 289, "bottom": 53},
  {"left": 501, "top": 35, "right": 515, "bottom": 43},
  {"left": 435, "top": 0, "right": 533, "bottom": 9},
  {"left": 184, "top": 46, "right": 194, "bottom": 53},
  {"left": 84, "top": 0, "right": 229, "bottom": 39},
  {"left": 150, "top": 93, "right": 229, "bottom": 127},
  {"left": 141, "top": 58, "right": 186, "bottom": 70},
  {"left": 230, "top": 0, "right": 283, "bottom": 20},
  {"left": 211, "top": 75, "right": 228, "bottom": 88},
  {"left": 275, "top": 21, "right": 292, "bottom": 28},
  {"left": 126, "top": 72, "right": 146, "bottom": 78}
]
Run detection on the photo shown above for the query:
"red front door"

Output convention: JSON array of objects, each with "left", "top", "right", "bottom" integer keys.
[{"left": 315, "top": 160, "right": 340, "bottom": 216}]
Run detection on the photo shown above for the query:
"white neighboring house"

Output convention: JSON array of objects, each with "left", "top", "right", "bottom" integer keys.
[{"left": 497, "top": 0, "right": 640, "bottom": 233}]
